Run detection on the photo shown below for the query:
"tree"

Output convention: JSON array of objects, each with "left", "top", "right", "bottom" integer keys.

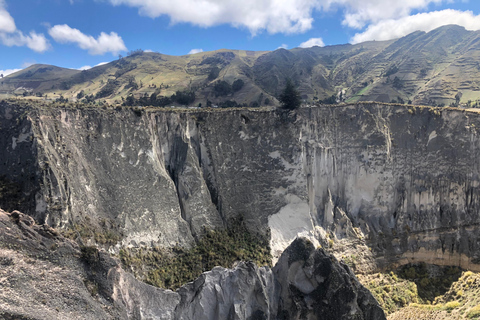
[
  {"left": 77, "top": 90, "right": 85, "bottom": 100},
  {"left": 455, "top": 92, "right": 462, "bottom": 106},
  {"left": 125, "top": 94, "right": 135, "bottom": 106},
  {"left": 279, "top": 79, "right": 301, "bottom": 110},
  {"left": 172, "top": 90, "right": 195, "bottom": 105}
]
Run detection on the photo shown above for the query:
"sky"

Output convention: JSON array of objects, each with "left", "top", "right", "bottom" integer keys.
[{"left": 1, "top": 0, "right": 480, "bottom": 76}]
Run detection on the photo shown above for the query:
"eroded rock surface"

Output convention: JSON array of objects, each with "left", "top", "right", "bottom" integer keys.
[
  {"left": 2, "top": 101, "right": 480, "bottom": 272},
  {"left": 0, "top": 209, "right": 385, "bottom": 320}
]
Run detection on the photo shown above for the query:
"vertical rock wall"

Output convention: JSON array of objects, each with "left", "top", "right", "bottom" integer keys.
[{"left": 1, "top": 101, "right": 480, "bottom": 271}]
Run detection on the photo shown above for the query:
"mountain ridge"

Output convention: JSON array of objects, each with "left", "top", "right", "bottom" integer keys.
[{"left": 2, "top": 24, "right": 480, "bottom": 107}]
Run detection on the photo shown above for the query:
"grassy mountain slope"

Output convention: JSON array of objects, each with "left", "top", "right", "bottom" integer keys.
[{"left": 3, "top": 25, "right": 480, "bottom": 107}]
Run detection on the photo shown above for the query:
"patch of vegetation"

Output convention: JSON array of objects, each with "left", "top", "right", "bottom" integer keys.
[
  {"left": 365, "top": 267, "right": 480, "bottom": 319},
  {"left": 207, "top": 67, "right": 220, "bottom": 80},
  {"left": 319, "top": 94, "right": 337, "bottom": 104},
  {"left": 62, "top": 217, "right": 121, "bottom": 245},
  {"left": 363, "top": 272, "right": 420, "bottom": 314},
  {"left": 95, "top": 79, "right": 119, "bottom": 99},
  {"left": 468, "top": 304, "right": 480, "bottom": 318},
  {"left": 119, "top": 218, "right": 271, "bottom": 290},
  {"left": 122, "top": 89, "right": 195, "bottom": 107},
  {"left": 76, "top": 90, "right": 85, "bottom": 100},
  {"left": 114, "top": 61, "right": 138, "bottom": 78},
  {"left": 84, "top": 279, "right": 99, "bottom": 297},
  {"left": 392, "top": 76, "right": 404, "bottom": 89},
  {"left": 384, "top": 65, "right": 399, "bottom": 77},
  {"left": 81, "top": 246, "right": 100, "bottom": 267},
  {"left": 214, "top": 80, "right": 232, "bottom": 97},
  {"left": 217, "top": 100, "right": 247, "bottom": 108},
  {"left": 232, "top": 79, "right": 244, "bottom": 92},
  {"left": 171, "top": 90, "right": 195, "bottom": 105},
  {"left": 0, "top": 175, "right": 27, "bottom": 213},
  {"left": 444, "top": 300, "right": 461, "bottom": 311},
  {"left": 124, "top": 76, "right": 139, "bottom": 90},
  {"left": 60, "top": 81, "right": 73, "bottom": 90},
  {"left": 397, "top": 263, "right": 462, "bottom": 302}
]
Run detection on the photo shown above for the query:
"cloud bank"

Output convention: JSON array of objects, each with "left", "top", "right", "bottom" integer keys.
[
  {"left": 49, "top": 24, "right": 127, "bottom": 55},
  {"left": 106, "top": 0, "right": 450, "bottom": 36},
  {"left": 106, "top": 0, "right": 480, "bottom": 47}
]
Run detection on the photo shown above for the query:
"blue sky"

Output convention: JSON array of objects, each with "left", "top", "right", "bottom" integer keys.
[{"left": 1, "top": 0, "right": 480, "bottom": 75}]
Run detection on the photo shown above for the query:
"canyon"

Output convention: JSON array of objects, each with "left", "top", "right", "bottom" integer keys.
[{"left": 2, "top": 99, "right": 480, "bottom": 318}]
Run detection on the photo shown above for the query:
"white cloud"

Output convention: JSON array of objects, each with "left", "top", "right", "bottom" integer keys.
[
  {"left": 106, "top": 0, "right": 450, "bottom": 35},
  {"left": 0, "top": 31, "right": 49, "bottom": 52},
  {"left": 277, "top": 44, "right": 289, "bottom": 49},
  {"left": 351, "top": 9, "right": 480, "bottom": 44},
  {"left": 188, "top": 48, "right": 203, "bottom": 54},
  {"left": 77, "top": 61, "right": 109, "bottom": 70},
  {"left": 0, "top": 0, "right": 15, "bottom": 33},
  {"left": 299, "top": 37, "right": 324, "bottom": 48},
  {"left": 48, "top": 24, "right": 127, "bottom": 55},
  {"left": 0, "top": 68, "right": 21, "bottom": 77},
  {"left": 144, "top": 49, "right": 154, "bottom": 52},
  {"left": 0, "top": 0, "right": 49, "bottom": 52},
  {"left": 336, "top": 0, "right": 444, "bottom": 29},
  {"left": 108, "top": 0, "right": 319, "bottom": 35}
]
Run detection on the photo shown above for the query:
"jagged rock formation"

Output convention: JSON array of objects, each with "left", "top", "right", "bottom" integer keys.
[
  {"left": 2, "top": 100, "right": 480, "bottom": 274},
  {"left": 0, "top": 209, "right": 385, "bottom": 320}
]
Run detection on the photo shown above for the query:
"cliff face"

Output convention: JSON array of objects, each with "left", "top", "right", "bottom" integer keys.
[
  {"left": 0, "top": 209, "right": 385, "bottom": 320},
  {"left": 2, "top": 100, "right": 480, "bottom": 272}
]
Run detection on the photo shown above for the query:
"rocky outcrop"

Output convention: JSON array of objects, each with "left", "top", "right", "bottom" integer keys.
[
  {"left": 2, "top": 101, "right": 480, "bottom": 272},
  {"left": 0, "top": 209, "right": 385, "bottom": 320},
  {"left": 0, "top": 209, "right": 123, "bottom": 319},
  {"left": 167, "top": 238, "right": 385, "bottom": 319}
]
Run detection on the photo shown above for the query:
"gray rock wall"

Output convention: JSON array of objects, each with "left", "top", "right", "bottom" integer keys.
[
  {"left": 1, "top": 101, "right": 480, "bottom": 271},
  {"left": 0, "top": 209, "right": 385, "bottom": 320}
]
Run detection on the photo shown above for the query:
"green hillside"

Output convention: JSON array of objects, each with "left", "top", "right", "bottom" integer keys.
[{"left": 3, "top": 25, "right": 480, "bottom": 107}]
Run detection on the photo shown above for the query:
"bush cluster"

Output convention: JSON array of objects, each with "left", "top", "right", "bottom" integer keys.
[{"left": 119, "top": 218, "right": 271, "bottom": 290}]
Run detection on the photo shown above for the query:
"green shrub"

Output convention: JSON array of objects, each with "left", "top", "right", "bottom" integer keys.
[
  {"left": 63, "top": 219, "right": 121, "bottom": 245},
  {"left": 444, "top": 300, "right": 460, "bottom": 311},
  {"left": 365, "top": 273, "right": 419, "bottom": 315},
  {"left": 81, "top": 246, "right": 100, "bottom": 267},
  {"left": 468, "top": 304, "right": 480, "bottom": 318}
]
